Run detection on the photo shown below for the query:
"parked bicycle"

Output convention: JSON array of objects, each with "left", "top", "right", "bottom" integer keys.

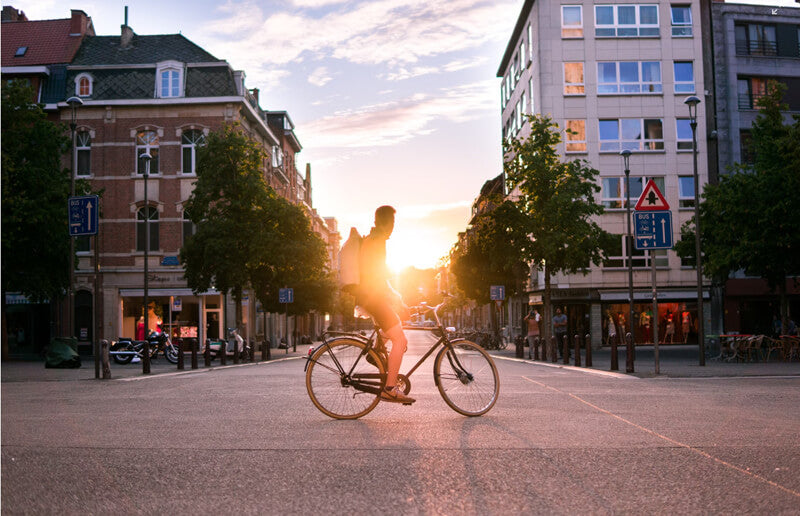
[
  {"left": 468, "top": 330, "right": 508, "bottom": 351},
  {"left": 304, "top": 300, "right": 500, "bottom": 420},
  {"left": 111, "top": 330, "right": 179, "bottom": 365}
]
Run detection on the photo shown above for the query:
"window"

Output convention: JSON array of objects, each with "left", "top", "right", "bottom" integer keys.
[
  {"left": 75, "top": 73, "right": 92, "bottom": 97},
  {"left": 76, "top": 131, "right": 91, "bottom": 176},
  {"left": 599, "top": 119, "right": 664, "bottom": 152},
  {"left": 15, "top": 46, "right": 27, "bottom": 57},
  {"left": 160, "top": 69, "right": 180, "bottom": 98},
  {"left": 735, "top": 23, "right": 777, "bottom": 56},
  {"left": 529, "top": 77, "right": 535, "bottom": 114},
  {"left": 562, "top": 5, "right": 583, "bottom": 38},
  {"left": 182, "top": 211, "right": 196, "bottom": 247},
  {"left": 595, "top": 4, "right": 659, "bottom": 38},
  {"left": 513, "top": 54, "right": 520, "bottom": 84},
  {"left": 737, "top": 77, "right": 767, "bottom": 110},
  {"left": 679, "top": 176, "right": 695, "bottom": 208},
  {"left": 564, "top": 62, "right": 584, "bottom": 95},
  {"left": 598, "top": 61, "right": 661, "bottom": 94},
  {"left": 136, "top": 206, "right": 159, "bottom": 252},
  {"left": 676, "top": 119, "right": 693, "bottom": 150},
  {"left": 739, "top": 130, "right": 755, "bottom": 164},
  {"left": 527, "top": 23, "right": 534, "bottom": 63},
  {"left": 601, "top": 176, "right": 665, "bottom": 209},
  {"left": 603, "top": 234, "right": 647, "bottom": 268},
  {"left": 271, "top": 145, "right": 283, "bottom": 168},
  {"left": 565, "top": 120, "right": 586, "bottom": 152},
  {"left": 181, "top": 129, "right": 205, "bottom": 174},
  {"left": 136, "top": 130, "right": 159, "bottom": 175},
  {"left": 520, "top": 41, "right": 526, "bottom": 69},
  {"left": 673, "top": 61, "right": 694, "bottom": 93},
  {"left": 671, "top": 5, "right": 692, "bottom": 37}
]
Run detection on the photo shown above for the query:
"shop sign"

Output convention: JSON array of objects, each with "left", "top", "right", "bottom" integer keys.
[{"left": 172, "top": 298, "right": 182, "bottom": 311}]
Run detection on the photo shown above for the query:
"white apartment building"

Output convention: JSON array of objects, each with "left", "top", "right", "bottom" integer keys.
[{"left": 498, "top": 0, "right": 710, "bottom": 346}]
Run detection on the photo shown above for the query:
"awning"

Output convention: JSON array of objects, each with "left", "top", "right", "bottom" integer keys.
[
  {"left": 119, "top": 288, "right": 219, "bottom": 297},
  {"left": 600, "top": 290, "right": 709, "bottom": 302}
]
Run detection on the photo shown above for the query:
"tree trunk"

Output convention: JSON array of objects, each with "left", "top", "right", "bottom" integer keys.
[
  {"left": 779, "top": 277, "right": 788, "bottom": 336},
  {"left": 543, "top": 263, "right": 552, "bottom": 342}
]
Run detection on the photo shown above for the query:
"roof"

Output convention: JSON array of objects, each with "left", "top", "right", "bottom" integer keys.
[
  {"left": 497, "top": 0, "right": 534, "bottom": 77},
  {"left": 72, "top": 33, "right": 221, "bottom": 65},
  {"left": 1, "top": 18, "right": 86, "bottom": 66}
]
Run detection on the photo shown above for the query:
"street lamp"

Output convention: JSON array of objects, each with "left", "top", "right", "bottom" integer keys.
[
  {"left": 684, "top": 95, "right": 705, "bottom": 366},
  {"left": 621, "top": 149, "right": 634, "bottom": 373},
  {"left": 139, "top": 152, "right": 152, "bottom": 374},
  {"left": 66, "top": 96, "right": 83, "bottom": 339}
]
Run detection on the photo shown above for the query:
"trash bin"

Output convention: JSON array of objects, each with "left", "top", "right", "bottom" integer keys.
[{"left": 515, "top": 336, "right": 525, "bottom": 358}]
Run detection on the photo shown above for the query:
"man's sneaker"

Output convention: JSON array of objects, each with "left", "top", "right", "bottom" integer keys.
[{"left": 380, "top": 386, "right": 415, "bottom": 405}]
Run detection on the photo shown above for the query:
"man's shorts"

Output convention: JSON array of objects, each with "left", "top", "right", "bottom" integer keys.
[{"left": 360, "top": 297, "right": 401, "bottom": 332}]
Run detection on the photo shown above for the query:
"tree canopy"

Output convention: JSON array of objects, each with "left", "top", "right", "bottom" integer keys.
[
  {"left": 503, "top": 114, "right": 614, "bottom": 338},
  {"left": 675, "top": 81, "right": 800, "bottom": 330}
]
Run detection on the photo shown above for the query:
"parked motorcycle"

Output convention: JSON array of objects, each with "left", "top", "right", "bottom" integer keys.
[
  {"left": 111, "top": 330, "right": 179, "bottom": 365},
  {"left": 205, "top": 328, "right": 250, "bottom": 362}
]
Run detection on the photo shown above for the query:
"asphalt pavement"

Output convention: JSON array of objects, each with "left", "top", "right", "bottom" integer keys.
[{"left": 2, "top": 332, "right": 799, "bottom": 514}]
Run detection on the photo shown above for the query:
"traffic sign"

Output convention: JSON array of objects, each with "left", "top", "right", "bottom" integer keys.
[
  {"left": 279, "top": 288, "right": 294, "bottom": 303},
  {"left": 68, "top": 195, "right": 99, "bottom": 236},
  {"left": 634, "top": 180, "right": 669, "bottom": 211},
  {"left": 634, "top": 211, "right": 673, "bottom": 250},
  {"left": 490, "top": 285, "right": 505, "bottom": 301}
]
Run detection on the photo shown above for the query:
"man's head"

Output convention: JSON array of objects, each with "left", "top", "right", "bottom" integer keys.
[
  {"left": 556, "top": 308, "right": 563, "bottom": 315},
  {"left": 374, "top": 205, "right": 396, "bottom": 237}
]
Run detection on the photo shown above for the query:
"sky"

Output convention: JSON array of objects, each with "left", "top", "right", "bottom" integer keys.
[{"left": 12, "top": 0, "right": 799, "bottom": 272}]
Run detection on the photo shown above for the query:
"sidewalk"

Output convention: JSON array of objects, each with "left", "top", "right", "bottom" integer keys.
[
  {"left": 1, "top": 343, "right": 315, "bottom": 383},
  {"left": 491, "top": 343, "right": 800, "bottom": 378}
]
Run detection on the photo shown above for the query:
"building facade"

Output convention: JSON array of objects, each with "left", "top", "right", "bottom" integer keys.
[
  {"left": 708, "top": 1, "right": 800, "bottom": 334},
  {"left": 498, "top": 0, "right": 711, "bottom": 346}
]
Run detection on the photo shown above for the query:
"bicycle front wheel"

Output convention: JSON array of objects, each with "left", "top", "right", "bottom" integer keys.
[
  {"left": 434, "top": 340, "right": 499, "bottom": 416},
  {"left": 306, "top": 338, "right": 385, "bottom": 420}
]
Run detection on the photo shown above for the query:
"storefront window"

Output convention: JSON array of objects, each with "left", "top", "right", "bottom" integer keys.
[{"left": 602, "top": 302, "right": 699, "bottom": 344}]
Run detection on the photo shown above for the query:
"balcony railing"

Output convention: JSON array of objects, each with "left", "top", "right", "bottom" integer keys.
[
  {"left": 736, "top": 41, "right": 778, "bottom": 57},
  {"left": 738, "top": 93, "right": 766, "bottom": 110}
]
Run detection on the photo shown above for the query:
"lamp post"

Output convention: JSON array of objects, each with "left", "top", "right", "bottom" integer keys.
[
  {"left": 139, "top": 152, "right": 152, "bottom": 374},
  {"left": 66, "top": 96, "right": 83, "bottom": 338},
  {"left": 621, "top": 149, "right": 635, "bottom": 373},
  {"left": 684, "top": 95, "right": 705, "bottom": 366}
]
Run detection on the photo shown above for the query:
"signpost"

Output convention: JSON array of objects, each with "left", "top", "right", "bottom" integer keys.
[
  {"left": 634, "top": 180, "right": 671, "bottom": 374},
  {"left": 68, "top": 195, "right": 99, "bottom": 236},
  {"left": 490, "top": 285, "right": 505, "bottom": 301},
  {"left": 69, "top": 195, "right": 100, "bottom": 377},
  {"left": 279, "top": 288, "right": 294, "bottom": 353}
]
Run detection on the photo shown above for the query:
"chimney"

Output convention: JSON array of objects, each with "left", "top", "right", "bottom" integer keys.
[
  {"left": 120, "top": 6, "right": 134, "bottom": 49},
  {"left": 250, "top": 88, "right": 259, "bottom": 104},
  {"left": 69, "top": 9, "right": 88, "bottom": 35},
  {"left": 2, "top": 6, "right": 28, "bottom": 22}
]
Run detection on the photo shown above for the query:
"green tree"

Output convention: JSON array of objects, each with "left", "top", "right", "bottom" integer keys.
[
  {"left": 675, "top": 81, "right": 800, "bottom": 333},
  {"left": 504, "top": 114, "right": 614, "bottom": 341},
  {"left": 2, "top": 81, "right": 77, "bottom": 355},
  {"left": 181, "top": 124, "right": 276, "bottom": 329}
]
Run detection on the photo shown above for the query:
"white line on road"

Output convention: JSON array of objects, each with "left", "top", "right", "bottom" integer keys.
[
  {"left": 116, "top": 356, "right": 303, "bottom": 382},
  {"left": 494, "top": 355, "right": 637, "bottom": 379},
  {"left": 521, "top": 375, "right": 800, "bottom": 500}
]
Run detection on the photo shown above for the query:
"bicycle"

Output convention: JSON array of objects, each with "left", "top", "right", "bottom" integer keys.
[{"left": 304, "top": 301, "right": 500, "bottom": 420}]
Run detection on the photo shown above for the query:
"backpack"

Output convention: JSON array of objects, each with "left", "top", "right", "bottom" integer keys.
[{"left": 338, "top": 227, "right": 362, "bottom": 295}]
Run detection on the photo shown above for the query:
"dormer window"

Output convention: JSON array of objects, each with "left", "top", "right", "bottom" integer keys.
[
  {"left": 155, "top": 61, "right": 184, "bottom": 98},
  {"left": 75, "top": 73, "right": 93, "bottom": 97}
]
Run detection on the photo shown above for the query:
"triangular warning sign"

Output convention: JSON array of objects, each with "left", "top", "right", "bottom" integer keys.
[{"left": 634, "top": 179, "right": 670, "bottom": 211}]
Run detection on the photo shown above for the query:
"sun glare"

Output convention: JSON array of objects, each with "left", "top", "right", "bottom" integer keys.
[{"left": 386, "top": 225, "right": 448, "bottom": 273}]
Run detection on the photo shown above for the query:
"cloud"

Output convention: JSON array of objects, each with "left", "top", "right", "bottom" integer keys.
[
  {"left": 307, "top": 66, "right": 333, "bottom": 87},
  {"left": 200, "top": 0, "right": 517, "bottom": 82},
  {"left": 300, "top": 80, "right": 497, "bottom": 149}
]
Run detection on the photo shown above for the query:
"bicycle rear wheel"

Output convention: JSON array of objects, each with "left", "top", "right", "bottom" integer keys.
[
  {"left": 306, "top": 338, "right": 385, "bottom": 420},
  {"left": 434, "top": 340, "right": 499, "bottom": 416}
]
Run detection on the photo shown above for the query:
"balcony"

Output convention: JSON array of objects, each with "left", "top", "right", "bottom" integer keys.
[{"left": 738, "top": 93, "right": 765, "bottom": 110}]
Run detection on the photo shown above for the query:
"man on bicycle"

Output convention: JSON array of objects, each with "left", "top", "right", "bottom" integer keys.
[{"left": 357, "top": 205, "right": 415, "bottom": 405}]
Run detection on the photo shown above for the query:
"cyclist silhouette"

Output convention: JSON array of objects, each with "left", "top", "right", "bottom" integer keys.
[{"left": 356, "top": 205, "right": 414, "bottom": 404}]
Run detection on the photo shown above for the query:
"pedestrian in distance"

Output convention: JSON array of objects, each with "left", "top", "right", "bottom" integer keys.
[
  {"left": 356, "top": 206, "right": 414, "bottom": 405},
  {"left": 523, "top": 306, "right": 541, "bottom": 356},
  {"left": 553, "top": 307, "right": 568, "bottom": 358}
]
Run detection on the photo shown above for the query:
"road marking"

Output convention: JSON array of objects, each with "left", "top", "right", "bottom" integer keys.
[
  {"left": 495, "top": 355, "right": 636, "bottom": 379},
  {"left": 521, "top": 376, "right": 800, "bottom": 499},
  {"left": 651, "top": 375, "right": 800, "bottom": 380},
  {"left": 116, "top": 356, "right": 302, "bottom": 382}
]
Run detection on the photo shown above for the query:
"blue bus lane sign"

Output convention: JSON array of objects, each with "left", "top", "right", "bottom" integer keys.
[{"left": 634, "top": 211, "right": 673, "bottom": 250}]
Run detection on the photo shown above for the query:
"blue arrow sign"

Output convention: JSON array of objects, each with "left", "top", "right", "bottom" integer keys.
[
  {"left": 279, "top": 288, "right": 294, "bottom": 303},
  {"left": 490, "top": 285, "right": 505, "bottom": 301},
  {"left": 68, "top": 195, "right": 99, "bottom": 236},
  {"left": 634, "top": 211, "right": 673, "bottom": 250}
]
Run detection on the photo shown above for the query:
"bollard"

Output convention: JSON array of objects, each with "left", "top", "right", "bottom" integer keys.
[
  {"left": 261, "top": 339, "right": 268, "bottom": 361},
  {"left": 515, "top": 336, "right": 524, "bottom": 359},
  {"left": 551, "top": 336, "right": 558, "bottom": 363},
  {"left": 220, "top": 340, "right": 227, "bottom": 366},
  {"left": 293, "top": 333, "right": 297, "bottom": 353},
  {"left": 574, "top": 334, "right": 581, "bottom": 367},
  {"left": 539, "top": 336, "right": 546, "bottom": 361},
  {"left": 233, "top": 338, "right": 240, "bottom": 364},
  {"left": 177, "top": 338, "right": 184, "bottom": 370},
  {"left": 610, "top": 333, "right": 619, "bottom": 371},
  {"left": 101, "top": 339, "right": 111, "bottom": 379},
  {"left": 625, "top": 332, "right": 634, "bottom": 373},
  {"left": 562, "top": 335, "right": 569, "bottom": 365},
  {"left": 249, "top": 339, "right": 255, "bottom": 363},
  {"left": 143, "top": 340, "right": 151, "bottom": 374},
  {"left": 204, "top": 339, "right": 211, "bottom": 367},
  {"left": 585, "top": 333, "right": 592, "bottom": 367},
  {"left": 191, "top": 339, "right": 198, "bottom": 370}
]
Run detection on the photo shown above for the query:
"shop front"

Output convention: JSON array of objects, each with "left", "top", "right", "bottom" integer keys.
[
  {"left": 4, "top": 293, "right": 52, "bottom": 358},
  {"left": 600, "top": 291, "right": 709, "bottom": 345},
  {"left": 118, "top": 288, "right": 221, "bottom": 344}
]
